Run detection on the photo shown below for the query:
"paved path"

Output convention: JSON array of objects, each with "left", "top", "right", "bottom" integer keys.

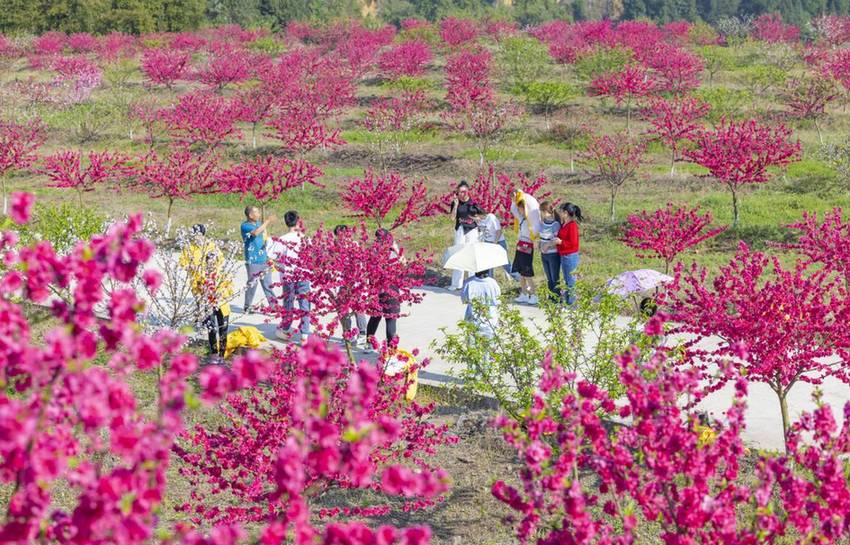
[{"left": 184, "top": 261, "right": 850, "bottom": 452}]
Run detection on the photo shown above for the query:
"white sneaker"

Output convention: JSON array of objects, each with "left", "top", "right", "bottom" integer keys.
[
  {"left": 274, "top": 328, "right": 291, "bottom": 341},
  {"left": 514, "top": 293, "right": 529, "bottom": 304},
  {"left": 527, "top": 295, "right": 539, "bottom": 306}
]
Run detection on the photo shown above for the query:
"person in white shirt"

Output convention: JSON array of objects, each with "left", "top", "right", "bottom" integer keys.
[
  {"left": 269, "top": 210, "right": 310, "bottom": 343},
  {"left": 448, "top": 181, "right": 481, "bottom": 290},
  {"left": 472, "top": 209, "right": 514, "bottom": 282}
]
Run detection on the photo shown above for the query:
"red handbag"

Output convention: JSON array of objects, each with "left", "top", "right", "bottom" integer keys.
[{"left": 516, "top": 240, "right": 534, "bottom": 254}]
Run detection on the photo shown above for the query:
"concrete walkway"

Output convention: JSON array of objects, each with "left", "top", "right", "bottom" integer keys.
[{"left": 190, "top": 262, "right": 849, "bottom": 452}]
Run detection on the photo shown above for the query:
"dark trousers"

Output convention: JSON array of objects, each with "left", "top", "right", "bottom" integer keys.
[
  {"left": 541, "top": 252, "right": 561, "bottom": 300},
  {"left": 367, "top": 293, "right": 400, "bottom": 343},
  {"left": 206, "top": 309, "right": 229, "bottom": 357}
]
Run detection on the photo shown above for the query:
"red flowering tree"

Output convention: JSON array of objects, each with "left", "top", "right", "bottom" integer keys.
[
  {"left": 0, "top": 119, "right": 45, "bottom": 215},
  {"left": 494, "top": 340, "right": 850, "bottom": 543},
  {"left": 440, "top": 18, "right": 479, "bottom": 47},
  {"left": 158, "top": 91, "right": 243, "bottom": 150},
  {"left": 235, "top": 86, "right": 276, "bottom": 149},
  {"left": 784, "top": 208, "right": 850, "bottom": 284},
  {"left": 591, "top": 65, "right": 655, "bottom": 131},
  {"left": 444, "top": 48, "right": 493, "bottom": 111},
  {"left": 644, "top": 96, "right": 710, "bottom": 175},
  {"left": 140, "top": 48, "right": 191, "bottom": 88},
  {"left": 780, "top": 75, "right": 838, "bottom": 144},
  {"left": 685, "top": 119, "right": 801, "bottom": 227},
  {"left": 581, "top": 132, "right": 647, "bottom": 221},
  {"left": 363, "top": 90, "right": 428, "bottom": 169},
  {"left": 753, "top": 13, "right": 801, "bottom": 43},
  {"left": 196, "top": 45, "right": 252, "bottom": 90},
  {"left": 39, "top": 150, "right": 132, "bottom": 206},
  {"left": 129, "top": 98, "right": 163, "bottom": 150},
  {"left": 644, "top": 44, "right": 704, "bottom": 95},
  {"left": 175, "top": 340, "right": 452, "bottom": 525},
  {"left": 378, "top": 40, "right": 433, "bottom": 80},
  {"left": 621, "top": 203, "right": 726, "bottom": 273},
  {"left": 133, "top": 150, "right": 218, "bottom": 233},
  {"left": 218, "top": 155, "right": 323, "bottom": 216},
  {"left": 261, "top": 52, "right": 354, "bottom": 155},
  {"left": 341, "top": 170, "right": 444, "bottom": 230},
  {"left": 667, "top": 243, "right": 850, "bottom": 446},
  {"left": 0, "top": 196, "right": 446, "bottom": 545}
]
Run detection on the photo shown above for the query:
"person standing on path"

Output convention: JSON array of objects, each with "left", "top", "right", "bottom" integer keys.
[
  {"left": 555, "top": 202, "right": 583, "bottom": 305},
  {"left": 334, "top": 224, "right": 368, "bottom": 349},
  {"left": 538, "top": 201, "right": 561, "bottom": 302},
  {"left": 270, "top": 210, "right": 311, "bottom": 344},
  {"left": 241, "top": 206, "right": 276, "bottom": 314},
  {"left": 461, "top": 270, "right": 502, "bottom": 339},
  {"left": 472, "top": 208, "right": 513, "bottom": 281},
  {"left": 511, "top": 190, "right": 540, "bottom": 305},
  {"left": 448, "top": 180, "right": 481, "bottom": 290},
  {"left": 366, "top": 229, "right": 403, "bottom": 348}
]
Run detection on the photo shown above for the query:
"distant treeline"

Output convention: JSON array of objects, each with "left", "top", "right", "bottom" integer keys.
[{"left": 0, "top": 0, "right": 845, "bottom": 34}]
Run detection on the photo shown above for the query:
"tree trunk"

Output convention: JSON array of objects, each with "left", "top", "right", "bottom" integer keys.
[
  {"left": 815, "top": 119, "right": 823, "bottom": 145},
  {"left": 626, "top": 96, "right": 632, "bottom": 133},
  {"left": 670, "top": 150, "right": 676, "bottom": 177},
  {"left": 165, "top": 199, "right": 174, "bottom": 236},
  {"left": 776, "top": 387, "right": 790, "bottom": 453},
  {"left": 78, "top": 189, "right": 84, "bottom": 208},
  {"left": 1, "top": 176, "right": 6, "bottom": 216},
  {"left": 609, "top": 186, "right": 617, "bottom": 222},
  {"left": 252, "top": 123, "right": 257, "bottom": 149},
  {"left": 731, "top": 187, "right": 739, "bottom": 229}
]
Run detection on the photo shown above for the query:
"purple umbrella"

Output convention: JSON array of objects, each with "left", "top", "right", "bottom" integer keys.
[{"left": 606, "top": 269, "right": 673, "bottom": 296}]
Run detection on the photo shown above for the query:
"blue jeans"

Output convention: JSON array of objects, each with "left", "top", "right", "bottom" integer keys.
[
  {"left": 541, "top": 252, "right": 561, "bottom": 300},
  {"left": 560, "top": 252, "right": 580, "bottom": 305},
  {"left": 244, "top": 262, "right": 276, "bottom": 310},
  {"left": 279, "top": 280, "right": 311, "bottom": 336}
]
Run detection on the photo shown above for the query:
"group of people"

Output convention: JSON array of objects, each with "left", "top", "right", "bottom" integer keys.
[
  {"left": 449, "top": 180, "right": 583, "bottom": 304},
  {"left": 447, "top": 181, "right": 584, "bottom": 339}
]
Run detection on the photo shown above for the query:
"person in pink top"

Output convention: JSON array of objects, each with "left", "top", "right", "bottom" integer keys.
[{"left": 555, "top": 202, "right": 583, "bottom": 305}]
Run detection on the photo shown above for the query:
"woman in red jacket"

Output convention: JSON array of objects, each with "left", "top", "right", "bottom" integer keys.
[{"left": 555, "top": 202, "right": 583, "bottom": 305}]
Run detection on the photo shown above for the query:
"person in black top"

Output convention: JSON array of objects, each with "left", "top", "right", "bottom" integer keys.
[{"left": 448, "top": 180, "right": 482, "bottom": 290}]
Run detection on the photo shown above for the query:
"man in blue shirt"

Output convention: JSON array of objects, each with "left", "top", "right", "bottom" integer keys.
[
  {"left": 461, "top": 270, "right": 501, "bottom": 338},
  {"left": 241, "top": 206, "right": 277, "bottom": 314}
]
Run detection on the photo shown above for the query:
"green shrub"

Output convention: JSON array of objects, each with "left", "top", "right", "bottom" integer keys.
[
  {"left": 247, "top": 36, "right": 286, "bottom": 55},
  {"left": 18, "top": 202, "right": 106, "bottom": 254},
  {"left": 498, "top": 36, "right": 551, "bottom": 93},
  {"left": 574, "top": 46, "right": 633, "bottom": 82},
  {"left": 435, "top": 282, "right": 652, "bottom": 419},
  {"left": 693, "top": 87, "right": 751, "bottom": 122}
]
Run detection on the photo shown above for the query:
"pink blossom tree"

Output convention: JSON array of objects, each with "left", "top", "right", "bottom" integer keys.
[
  {"left": 378, "top": 41, "right": 433, "bottom": 80},
  {"left": 753, "top": 13, "right": 801, "bottom": 43},
  {"left": 158, "top": 91, "right": 243, "bottom": 150},
  {"left": 784, "top": 208, "right": 850, "bottom": 284},
  {"left": 0, "top": 120, "right": 45, "bottom": 215},
  {"left": 444, "top": 48, "right": 493, "bottom": 111},
  {"left": 133, "top": 150, "right": 219, "bottom": 233},
  {"left": 341, "top": 170, "right": 444, "bottom": 230},
  {"left": 440, "top": 18, "right": 479, "bottom": 47},
  {"left": 685, "top": 118, "right": 801, "bottom": 227},
  {"left": 644, "top": 44, "right": 704, "bottom": 95},
  {"left": 363, "top": 90, "right": 428, "bottom": 169},
  {"left": 129, "top": 97, "right": 163, "bottom": 149},
  {"left": 0, "top": 196, "right": 446, "bottom": 545},
  {"left": 140, "top": 48, "right": 191, "bottom": 88},
  {"left": 621, "top": 203, "right": 726, "bottom": 273},
  {"left": 218, "top": 155, "right": 323, "bottom": 217},
  {"left": 235, "top": 86, "right": 276, "bottom": 149},
  {"left": 175, "top": 340, "right": 452, "bottom": 525},
  {"left": 581, "top": 132, "right": 647, "bottom": 221},
  {"left": 196, "top": 45, "right": 252, "bottom": 90},
  {"left": 39, "top": 150, "right": 132, "bottom": 206},
  {"left": 667, "top": 242, "right": 850, "bottom": 446},
  {"left": 494, "top": 340, "right": 850, "bottom": 543},
  {"left": 780, "top": 75, "right": 839, "bottom": 144},
  {"left": 644, "top": 96, "right": 710, "bottom": 175},
  {"left": 591, "top": 65, "right": 655, "bottom": 131}
]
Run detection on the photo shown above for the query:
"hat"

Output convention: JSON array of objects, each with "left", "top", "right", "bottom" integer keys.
[{"left": 191, "top": 224, "right": 206, "bottom": 236}]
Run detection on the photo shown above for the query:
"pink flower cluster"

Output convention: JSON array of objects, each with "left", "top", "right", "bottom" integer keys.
[
  {"left": 378, "top": 41, "right": 433, "bottom": 80},
  {"left": 621, "top": 203, "right": 726, "bottom": 273},
  {"left": 342, "top": 169, "right": 444, "bottom": 230},
  {"left": 494, "top": 340, "right": 850, "bottom": 544}
]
